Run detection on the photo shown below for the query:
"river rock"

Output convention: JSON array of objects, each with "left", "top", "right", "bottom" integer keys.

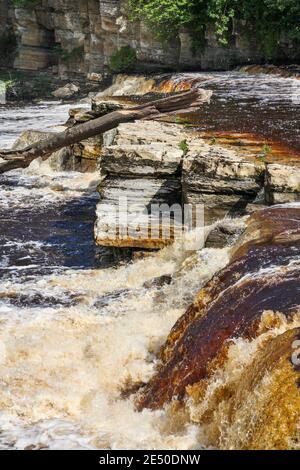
[
  {"left": 101, "top": 144, "right": 183, "bottom": 177},
  {"left": 12, "top": 130, "right": 72, "bottom": 171},
  {"left": 95, "top": 118, "right": 300, "bottom": 249},
  {"left": 95, "top": 177, "right": 182, "bottom": 249},
  {"left": 87, "top": 73, "right": 104, "bottom": 82},
  {"left": 52, "top": 83, "right": 79, "bottom": 99},
  {"left": 215, "top": 328, "right": 300, "bottom": 449},
  {"left": 136, "top": 206, "right": 300, "bottom": 411},
  {"left": 265, "top": 162, "right": 300, "bottom": 204},
  {"left": 95, "top": 121, "right": 186, "bottom": 249},
  {"left": 11, "top": 1, "right": 296, "bottom": 77},
  {"left": 183, "top": 143, "right": 265, "bottom": 224}
]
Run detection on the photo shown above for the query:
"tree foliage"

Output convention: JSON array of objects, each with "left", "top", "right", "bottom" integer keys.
[
  {"left": 127, "top": 0, "right": 300, "bottom": 52},
  {"left": 11, "top": 0, "right": 41, "bottom": 6},
  {"left": 109, "top": 46, "right": 137, "bottom": 73}
]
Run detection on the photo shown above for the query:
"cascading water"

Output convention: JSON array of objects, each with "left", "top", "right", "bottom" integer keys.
[
  {"left": 160, "top": 71, "right": 300, "bottom": 150},
  {"left": 0, "top": 71, "right": 299, "bottom": 449}
]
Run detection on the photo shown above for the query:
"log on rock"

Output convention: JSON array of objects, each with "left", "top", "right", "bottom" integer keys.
[{"left": 0, "top": 89, "right": 212, "bottom": 174}]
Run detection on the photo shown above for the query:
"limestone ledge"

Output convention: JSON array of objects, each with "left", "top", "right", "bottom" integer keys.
[
  {"left": 11, "top": 0, "right": 295, "bottom": 76},
  {"left": 95, "top": 120, "right": 300, "bottom": 249}
]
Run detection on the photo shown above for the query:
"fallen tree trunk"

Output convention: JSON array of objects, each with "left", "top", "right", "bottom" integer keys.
[{"left": 0, "top": 89, "right": 211, "bottom": 174}]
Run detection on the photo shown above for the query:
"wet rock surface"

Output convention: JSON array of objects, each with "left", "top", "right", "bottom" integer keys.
[
  {"left": 136, "top": 207, "right": 300, "bottom": 411},
  {"left": 95, "top": 116, "right": 300, "bottom": 249},
  {"left": 217, "top": 328, "right": 300, "bottom": 449},
  {"left": 187, "top": 326, "right": 300, "bottom": 450}
]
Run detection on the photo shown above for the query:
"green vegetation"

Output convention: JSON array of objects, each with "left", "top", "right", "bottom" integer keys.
[
  {"left": 11, "top": 0, "right": 41, "bottom": 7},
  {"left": 109, "top": 46, "right": 137, "bottom": 73},
  {"left": 127, "top": 0, "right": 300, "bottom": 54},
  {"left": 0, "top": 70, "right": 54, "bottom": 101},
  {"left": 258, "top": 143, "right": 273, "bottom": 162},
  {"left": 179, "top": 139, "right": 189, "bottom": 155},
  {"left": 54, "top": 45, "right": 84, "bottom": 63}
]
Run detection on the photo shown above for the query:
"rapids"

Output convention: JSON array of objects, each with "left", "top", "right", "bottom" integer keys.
[{"left": 0, "top": 71, "right": 299, "bottom": 449}]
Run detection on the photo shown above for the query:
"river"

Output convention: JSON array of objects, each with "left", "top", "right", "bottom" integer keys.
[{"left": 0, "top": 71, "right": 298, "bottom": 449}]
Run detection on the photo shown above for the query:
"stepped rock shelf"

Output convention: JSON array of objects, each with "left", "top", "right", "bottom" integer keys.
[
  {"left": 3, "top": 90, "right": 300, "bottom": 250},
  {"left": 95, "top": 121, "right": 300, "bottom": 248}
]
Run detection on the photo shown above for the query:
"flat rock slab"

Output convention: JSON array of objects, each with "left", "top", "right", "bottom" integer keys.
[
  {"left": 95, "top": 122, "right": 186, "bottom": 249},
  {"left": 95, "top": 177, "right": 182, "bottom": 249},
  {"left": 95, "top": 121, "right": 300, "bottom": 248},
  {"left": 101, "top": 144, "right": 183, "bottom": 177}
]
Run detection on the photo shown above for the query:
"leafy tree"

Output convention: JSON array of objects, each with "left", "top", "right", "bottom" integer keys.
[{"left": 127, "top": 0, "right": 300, "bottom": 54}]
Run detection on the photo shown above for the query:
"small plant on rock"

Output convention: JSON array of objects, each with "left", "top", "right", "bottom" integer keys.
[
  {"left": 258, "top": 143, "right": 273, "bottom": 162},
  {"left": 109, "top": 46, "right": 137, "bottom": 73},
  {"left": 179, "top": 139, "right": 189, "bottom": 156}
]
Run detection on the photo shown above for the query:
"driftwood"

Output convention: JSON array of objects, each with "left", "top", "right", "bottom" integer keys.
[{"left": 0, "top": 89, "right": 212, "bottom": 174}]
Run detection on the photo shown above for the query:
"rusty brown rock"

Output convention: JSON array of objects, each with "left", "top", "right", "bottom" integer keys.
[
  {"left": 136, "top": 207, "right": 300, "bottom": 410},
  {"left": 217, "top": 328, "right": 300, "bottom": 449}
]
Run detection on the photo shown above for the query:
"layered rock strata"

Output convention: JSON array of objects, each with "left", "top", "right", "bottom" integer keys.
[
  {"left": 9, "top": 1, "right": 299, "bottom": 76},
  {"left": 94, "top": 117, "right": 300, "bottom": 249},
  {"left": 95, "top": 122, "right": 185, "bottom": 248}
]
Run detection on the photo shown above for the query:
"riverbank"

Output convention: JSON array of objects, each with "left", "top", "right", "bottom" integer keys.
[{"left": 0, "top": 68, "right": 113, "bottom": 103}]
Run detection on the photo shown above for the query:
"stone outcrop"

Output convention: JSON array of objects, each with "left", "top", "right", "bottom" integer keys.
[
  {"left": 182, "top": 142, "right": 264, "bottom": 224},
  {"left": 93, "top": 112, "right": 300, "bottom": 249},
  {"left": 187, "top": 326, "right": 300, "bottom": 450},
  {"left": 266, "top": 163, "right": 300, "bottom": 204},
  {"left": 95, "top": 121, "right": 185, "bottom": 249},
  {"left": 12, "top": 130, "right": 73, "bottom": 170},
  {"left": 8, "top": 1, "right": 300, "bottom": 77},
  {"left": 216, "top": 327, "right": 300, "bottom": 450}
]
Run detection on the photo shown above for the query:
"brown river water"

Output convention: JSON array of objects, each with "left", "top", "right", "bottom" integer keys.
[{"left": 0, "top": 71, "right": 299, "bottom": 449}]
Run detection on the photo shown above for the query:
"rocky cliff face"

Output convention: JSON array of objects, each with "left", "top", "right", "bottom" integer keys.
[{"left": 6, "top": 0, "right": 292, "bottom": 77}]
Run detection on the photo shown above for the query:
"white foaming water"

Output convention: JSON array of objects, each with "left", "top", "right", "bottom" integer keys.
[
  {"left": 0, "top": 238, "right": 230, "bottom": 449},
  {"left": 0, "top": 99, "right": 231, "bottom": 449},
  {"left": 0, "top": 102, "right": 88, "bottom": 149},
  {"left": 0, "top": 71, "right": 299, "bottom": 449},
  {"left": 169, "top": 71, "right": 300, "bottom": 104}
]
